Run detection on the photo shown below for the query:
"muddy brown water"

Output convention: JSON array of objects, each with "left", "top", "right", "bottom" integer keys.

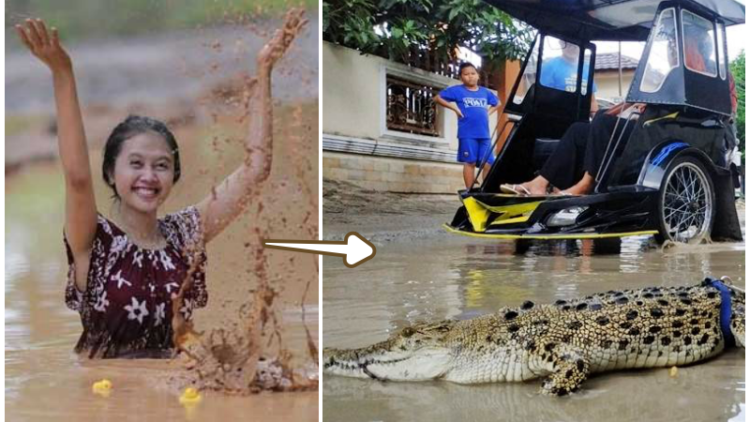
[
  {"left": 323, "top": 236, "right": 745, "bottom": 422},
  {"left": 6, "top": 100, "right": 319, "bottom": 419},
  {"left": 5, "top": 19, "right": 319, "bottom": 115}
]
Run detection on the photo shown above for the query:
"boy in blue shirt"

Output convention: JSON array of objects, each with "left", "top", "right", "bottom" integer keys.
[{"left": 434, "top": 63, "right": 500, "bottom": 189}]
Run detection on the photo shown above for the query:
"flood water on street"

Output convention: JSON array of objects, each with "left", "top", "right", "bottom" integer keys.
[{"left": 323, "top": 235, "right": 745, "bottom": 422}]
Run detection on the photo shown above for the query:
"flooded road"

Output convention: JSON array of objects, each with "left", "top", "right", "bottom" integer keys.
[
  {"left": 323, "top": 236, "right": 745, "bottom": 422},
  {"left": 6, "top": 98, "right": 319, "bottom": 420}
]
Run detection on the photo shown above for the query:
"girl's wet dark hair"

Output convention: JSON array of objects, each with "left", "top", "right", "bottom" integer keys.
[{"left": 102, "top": 115, "right": 181, "bottom": 198}]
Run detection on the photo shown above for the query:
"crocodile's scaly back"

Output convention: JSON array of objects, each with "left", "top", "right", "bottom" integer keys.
[{"left": 324, "top": 279, "right": 745, "bottom": 395}]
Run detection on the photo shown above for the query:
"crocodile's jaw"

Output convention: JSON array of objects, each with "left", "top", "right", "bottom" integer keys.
[{"left": 323, "top": 346, "right": 453, "bottom": 381}]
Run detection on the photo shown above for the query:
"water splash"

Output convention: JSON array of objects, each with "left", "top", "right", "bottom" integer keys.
[{"left": 169, "top": 9, "right": 316, "bottom": 395}]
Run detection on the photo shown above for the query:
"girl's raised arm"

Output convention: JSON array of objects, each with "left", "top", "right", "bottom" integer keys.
[
  {"left": 195, "top": 9, "right": 307, "bottom": 243},
  {"left": 16, "top": 20, "right": 98, "bottom": 286}
]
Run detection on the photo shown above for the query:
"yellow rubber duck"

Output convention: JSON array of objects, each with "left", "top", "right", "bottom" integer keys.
[
  {"left": 669, "top": 366, "right": 679, "bottom": 378},
  {"left": 92, "top": 379, "right": 112, "bottom": 397},
  {"left": 179, "top": 387, "right": 202, "bottom": 405}
]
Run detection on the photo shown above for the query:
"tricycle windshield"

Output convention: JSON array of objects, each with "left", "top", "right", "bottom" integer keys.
[
  {"left": 510, "top": 34, "right": 596, "bottom": 115},
  {"left": 640, "top": 8, "right": 680, "bottom": 93}
]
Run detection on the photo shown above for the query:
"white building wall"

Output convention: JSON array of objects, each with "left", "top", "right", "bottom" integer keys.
[{"left": 594, "top": 71, "right": 636, "bottom": 103}]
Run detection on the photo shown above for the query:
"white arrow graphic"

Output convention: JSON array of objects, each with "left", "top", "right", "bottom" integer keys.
[{"left": 263, "top": 232, "right": 376, "bottom": 268}]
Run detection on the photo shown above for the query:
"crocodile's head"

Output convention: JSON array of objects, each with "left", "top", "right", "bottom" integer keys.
[
  {"left": 730, "top": 287, "right": 745, "bottom": 348},
  {"left": 323, "top": 321, "right": 456, "bottom": 381}
]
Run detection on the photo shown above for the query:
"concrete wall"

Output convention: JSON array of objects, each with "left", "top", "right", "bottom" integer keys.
[
  {"left": 323, "top": 42, "right": 383, "bottom": 141},
  {"left": 323, "top": 152, "right": 465, "bottom": 194}
]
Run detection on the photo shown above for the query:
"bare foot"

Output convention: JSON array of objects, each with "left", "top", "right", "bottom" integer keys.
[
  {"left": 561, "top": 173, "right": 595, "bottom": 196},
  {"left": 522, "top": 176, "right": 549, "bottom": 195}
]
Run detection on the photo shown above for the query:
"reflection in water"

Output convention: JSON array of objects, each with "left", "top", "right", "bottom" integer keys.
[
  {"left": 323, "top": 350, "right": 744, "bottom": 422},
  {"left": 323, "top": 236, "right": 745, "bottom": 422},
  {"left": 325, "top": 353, "right": 744, "bottom": 422}
]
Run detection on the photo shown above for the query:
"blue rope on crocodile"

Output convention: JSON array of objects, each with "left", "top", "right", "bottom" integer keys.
[{"left": 704, "top": 277, "right": 735, "bottom": 347}]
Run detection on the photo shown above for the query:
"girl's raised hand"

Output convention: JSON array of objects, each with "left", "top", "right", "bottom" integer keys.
[
  {"left": 256, "top": 9, "right": 308, "bottom": 74},
  {"left": 15, "top": 19, "right": 72, "bottom": 74}
]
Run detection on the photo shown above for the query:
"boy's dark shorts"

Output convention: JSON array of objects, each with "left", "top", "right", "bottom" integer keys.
[{"left": 458, "top": 138, "right": 495, "bottom": 167}]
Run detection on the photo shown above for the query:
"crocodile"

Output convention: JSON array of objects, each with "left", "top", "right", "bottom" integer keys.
[{"left": 324, "top": 277, "right": 745, "bottom": 395}]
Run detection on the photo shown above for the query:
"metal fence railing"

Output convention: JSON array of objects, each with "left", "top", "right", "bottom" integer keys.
[{"left": 386, "top": 75, "right": 441, "bottom": 137}]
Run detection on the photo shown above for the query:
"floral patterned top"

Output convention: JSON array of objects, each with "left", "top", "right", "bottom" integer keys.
[{"left": 64, "top": 207, "right": 208, "bottom": 358}]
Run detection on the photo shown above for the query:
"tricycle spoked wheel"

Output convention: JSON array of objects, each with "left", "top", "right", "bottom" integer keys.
[{"left": 656, "top": 156, "right": 715, "bottom": 244}]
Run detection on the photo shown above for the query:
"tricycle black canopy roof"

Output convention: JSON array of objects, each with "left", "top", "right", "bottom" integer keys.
[{"left": 484, "top": 0, "right": 745, "bottom": 41}]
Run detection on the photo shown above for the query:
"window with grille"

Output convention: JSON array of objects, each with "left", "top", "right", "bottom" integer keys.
[{"left": 385, "top": 75, "right": 440, "bottom": 137}]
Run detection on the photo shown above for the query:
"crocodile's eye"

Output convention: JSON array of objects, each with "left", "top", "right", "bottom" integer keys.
[{"left": 401, "top": 327, "right": 415, "bottom": 338}]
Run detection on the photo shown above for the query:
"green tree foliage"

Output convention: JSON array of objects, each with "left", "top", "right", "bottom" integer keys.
[
  {"left": 730, "top": 51, "right": 745, "bottom": 156},
  {"left": 323, "top": 0, "right": 532, "bottom": 65}
]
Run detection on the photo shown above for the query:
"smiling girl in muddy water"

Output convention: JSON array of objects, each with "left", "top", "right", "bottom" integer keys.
[{"left": 15, "top": 11, "right": 307, "bottom": 359}]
